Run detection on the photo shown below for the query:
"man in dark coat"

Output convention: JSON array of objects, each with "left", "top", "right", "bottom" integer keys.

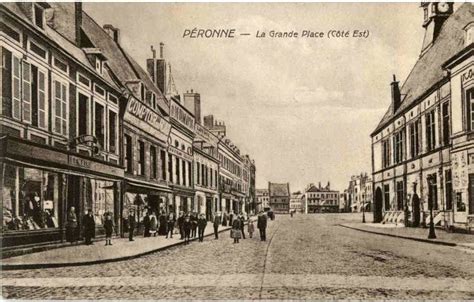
[
  {"left": 158, "top": 212, "right": 167, "bottom": 235},
  {"left": 83, "top": 209, "right": 95, "bottom": 245},
  {"left": 183, "top": 215, "right": 192, "bottom": 244},
  {"left": 213, "top": 213, "right": 221, "bottom": 239},
  {"left": 257, "top": 211, "right": 267, "bottom": 241},
  {"left": 239, "top": 214, "right": 246, "bottom": 239},
  {"left": 191, "top": 213, "right": 198, "bottom": 238},
  {"left": 128, "top": 211, "right": 136, "bottom": 241},
  {"left": 177, "top": 212, "right": 185, "bottom": 240},
  {"left": 143, "top": 212, "right": 151, "bottom": 237},
  {"left": 197, "top": 214, "right": 207, "bottom": 242},
  {"left": 166, "top": 213, "right": 176, "bottom": 239}
]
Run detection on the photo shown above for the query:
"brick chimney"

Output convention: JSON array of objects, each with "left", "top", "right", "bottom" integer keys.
[
  {"left": 146, "top": 43, "right": 166, "bottom": 94},
  {"left": 391, "top": 74, "right": 401, "bottom": 113},
  {"left": 103, "top": 24, "right": 120, "bottom": 44},
  {"left": 47, "top": 3, "right": 82, "bottom": 46},
  {"left": 203, "top": 115, "right": 214, "bottom": 129},
  {"left": 184, "top": 89, "right": 201, "bottom": 124}
]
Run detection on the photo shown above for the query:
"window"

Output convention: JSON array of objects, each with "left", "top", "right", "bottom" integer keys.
[
  {"left": 138, "top": 140, "right": 145, "bottom": 176},
  {"left": 175, "top": 157, "right": 180, "bottom": 185},
  {"left": 215, "top": 170, "right": 218, "bottom": 188},
  {"left": 94, "top": 85, "right": 105, "bottom": 98},
  {"left": 124, "top": 134, "right": 132, "bottom": 172},
  {"left": 108, "top": 94, "right": 118, "bottom": 105},
  {"left": 95, "top": 58, "right": 102, "bottom": 75},
  {"left": 196, "top": 162, "right": 200, "bottom": 185},
  {"left": 53, "top": 57, "right": 68, "bottom": 74},
  {"left": 210, "top": 168, "right": 213, "bottom": 188},
  {"left": 22, "top": 61, "right": 31, "bottom": 124},
  {"left": 188, "top": 162, "right": 192, "bottom": 187},
  {"left": 382, "top": 139, "right": 391, "bottom": 168},
  {"left": 427, "top": 174, "right": 438, "bottom": 210},
  {"left": 34, "top": 4, "right": 44, "bottom": 29},
  {"left": 2, "top": 164, "right": 60, "bottom": 232},
  {"left": 12, "top": 56, "right": 21, "bottom": 120},
  {"left": 467, "top": 88, "right": 474, "bottom": 131},
  {"left": 78, "top": 74, "right": 91, "bottom": 88},
  {"left": 94, "top": 102, "right": 105, "bottom": 148},
  {"left": 150, "top": 146, "right": 157, "bottom": 179},
  {"left": 168, "top": 154, "right": 173, "bottom": 183},
  {"left": 201, "top": 163, "right": 205, "bottom": 186},
  {"left": 108, "top": 110, "right": 117, "bottom": 154},
  {"left": 36, "top": 69, "right": 47, "bottom": 129},
  {"left": 53, "top": 79, "right": 68, "bottom": 136},
  {"left": 393, "top": 130, "right": 404, "bottom": 164},
  {"left": 442, "top": 102, "right": 450, "bottom": 146},
  {"left": 182, "top": 160, "right": 187, "bottom": 186},
  {"left": 445, "top": 170, "right": 452, "bottom": 210},
  {"left": 425, "top": 110, "right": 436, "bottom": 152},
  {"left": 78, "top": 93, "right": 89, "bottom": 136},
  {"left": 29, "top": 42, "right": 46, "bottom": 59},
  {"left": 383, "top": 184, "right": 390, "bottom": 210},
  {"left": 396, "top": 181, "right": 404, "bottom": 211},
  {"left": 409, "top": 120, "right": 420, "bottom": 158},
  {"left": 160, "top": 150, "right": 166, "bottom": 180},
  {"left": 1, "top": 21, "right": 21, "bottom": 43}
]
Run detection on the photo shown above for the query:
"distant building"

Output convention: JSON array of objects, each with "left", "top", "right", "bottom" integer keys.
[
  {"left": 256, "top": 189, "right": 269, "bottom": 212},
  {"left": 290, "top": 192, "right": 304, "bottom": 213},
  {"left": 268, "top": 182, "right": 290, "bottom": 214},
  {"left": 347, "top": 173, "right": 372, "bottom": 213},
  {"left": 339, "top": 190, "right": 349, "bottom": 213},
  {"left": 304, "top": 182, "right": 340, "bottom": 213}
]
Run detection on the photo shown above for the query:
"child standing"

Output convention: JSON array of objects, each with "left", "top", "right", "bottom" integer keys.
[
  {"left": 248, "top": 219, "right": 255, "bottom": 238},
  {"left": 104, "top": 213, "right": 114, "bottom": 246}
]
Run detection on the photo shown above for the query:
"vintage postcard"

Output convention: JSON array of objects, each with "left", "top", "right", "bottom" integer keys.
[{"left": 1, "top": 1, "right": 473, "bottom": 300}]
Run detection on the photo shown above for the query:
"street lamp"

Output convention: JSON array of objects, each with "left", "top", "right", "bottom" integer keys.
[
  {"left": 362, "top": 199, "right": 366, "bottom": 223},
  {"left": 427, "top": 176, "right": 436, "bottom": 239}
]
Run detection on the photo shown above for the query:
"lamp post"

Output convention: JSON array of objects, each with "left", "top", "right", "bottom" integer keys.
[
  {"left": 362, "top": 199, "right": 366, "bottom": 223},
  {"left": 427, "top": 176, "right": 437, "bottom": 239}
]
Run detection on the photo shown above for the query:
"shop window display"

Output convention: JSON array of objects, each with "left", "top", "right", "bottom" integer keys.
[
  {"left": 2, "top": 164, "right": 59, "bottom": 232},
  {"left": 84, "top": 178, "right": 116, "bottom": 225}
]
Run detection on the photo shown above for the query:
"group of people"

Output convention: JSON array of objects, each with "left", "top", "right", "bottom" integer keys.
[{"left": 65, "top": 206, "right": 270, "bottom": 247}]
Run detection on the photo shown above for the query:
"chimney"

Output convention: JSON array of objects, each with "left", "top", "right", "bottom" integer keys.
[
  {"left": 103, "top": 24, "right": 120, "bottom": 44},
  {"left": 318, "top": 182, "right": 321, "bottom": 189},
  {"left": 391, "top": 74, "right": 401, "bottom": 113},
  {"left": 46, "top": 3, "right": 82, "bottom": 46},
  {"left": 146, "top": 43, "right": 166, "bottom": 93},
  {"left": 203, "top": 115, "right": 214, "bottom": 129},
  {"left": 184, "top": 90, "right": 201, "bottom": 124}
]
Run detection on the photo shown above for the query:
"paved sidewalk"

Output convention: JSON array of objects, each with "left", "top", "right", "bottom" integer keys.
[
  {"left": 340, "top": 222, "right": 474, "bottom": 250},
  {"left": 1, "top": 222, "right": 233, "bottom": 270}
]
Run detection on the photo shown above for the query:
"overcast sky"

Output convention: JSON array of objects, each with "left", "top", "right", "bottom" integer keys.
[{"left": 85, "top": 3, "right": 433, "bottom": 192}]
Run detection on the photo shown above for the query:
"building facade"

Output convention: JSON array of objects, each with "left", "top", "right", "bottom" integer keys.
[
  {"left": 268, "top": 182, "right": 290, "bottom": 214},
  {"left": 371, "top": 3, "right": 474, "bottom": 228},
  {"left": 290, "top": 192, "right": 304, "bottom": 213},
  {"left": 304, "top": 183, "right": 340, "bottom": 213},
  {"left": 256, "top": 189, "right": 269, "bottom": 212},
  {"left": 347, "top": 173, "right": 372, "bottom": 213}
]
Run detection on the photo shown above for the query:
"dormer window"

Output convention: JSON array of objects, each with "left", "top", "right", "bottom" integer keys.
[
  {"left": 465, "top": 22, "right": 474, "bottom": 46},
  {"left": 34, "top": 4, "right": 44, "bottom": 29},
  {"left": 95, "top": 58, "right": 102, "bottom": 75}
]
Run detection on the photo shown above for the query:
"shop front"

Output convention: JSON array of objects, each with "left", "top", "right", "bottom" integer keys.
[
  {"left": 1, "top": 136, "right": 124, "bottom": 249},
  {"left": 172, "top": 185, "right": 195, "bottom": 216}
]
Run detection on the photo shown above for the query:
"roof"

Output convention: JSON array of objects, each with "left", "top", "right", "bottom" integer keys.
[
  {"left": 81, "top": 11, "right": 169, "bottom": 115},
  {"left": 1, "top": 3, "right": 119, "bottom": 91},
  {"left": 306, "top": 185, "right": 334, "bottom": 193},
  {"left": 372, "top": 3, "right": 473, "bottom": 135},
  {"left": 268, "top": 183, "right": 290, "bottom": 197},
  {"left": 256, "top": 189, "right": 268, "bottom": 195}
]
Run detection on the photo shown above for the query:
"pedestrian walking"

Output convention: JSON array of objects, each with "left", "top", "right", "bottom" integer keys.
[
  {"left": 158, "top": 212, "right": 167, "bottom": 235},
  {"left": 183, "top": 214, "right": 192, "bottom": 244},
  {"left": 177, "top": 212, "right": 185, "bottom": 240},
  {"left": 66, "top": 206, "right": 78, "bottom": 244},
  {"left": 213, "top": 212, "right": 221, "bottom": 239},
  {"left": 104, "top": 213, "right": 114, "bottom": 246},
  {"left": 222, "top": 211, "right": 228, "bottom": 226},
  {"left": 166, "top": 213, "right": 176, "bottom": 239},
  {"left": 229, "top": 211, "right": 234, "bottom": 226},
  {"left": 143, "top": 212, "right": 151, "bottom": 237},
  {"left": 191, "top": 212, "right": 198, "bottom": 238},
  {"left": 257, "top": 211, "right": 267, "bottom": 241},
  {"left": 128, "top": 211, "right": 136, "bottom": 241},
  {"left": 290, "top": 210, "right": 294, "bottom": 218},
  {"left": 83, "top": 209, "right": 95, "bottom": 245},
  {"left": 149, "top": 212, "right": 158, "bottom": 237},
  {"left": 248, "top": 219, "right": 255, "bottom": 238},
  {"left": 232, "top": 216, "right": 242, "bottom": 244},
  {"left": 197, "top": 213, "right": 207, "bottom": 242},
  {"left": 239, "top": 213, "right": 246, "bottom": 239}
]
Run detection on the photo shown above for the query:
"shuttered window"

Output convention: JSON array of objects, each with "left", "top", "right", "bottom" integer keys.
[
  {"left": 12, "top": 56, "right": 21, "bottom": 120},
  {"left": 53, "top": 80, "right": 68, "bottom": 136},
  {"left": 37, "top": 70, "right": 47, "bottom": 129},
  {"left": 21, "top": 61, "right": 31, "bottom": 124}
]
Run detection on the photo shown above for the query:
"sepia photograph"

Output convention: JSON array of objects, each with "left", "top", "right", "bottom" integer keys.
[{"left": 0, "top": 1, "right": 473, "bottom": 300}]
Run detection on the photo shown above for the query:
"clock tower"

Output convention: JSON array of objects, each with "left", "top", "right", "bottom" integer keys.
[{"left": 420, "top": 2, "right": 454, "bottom": 55}]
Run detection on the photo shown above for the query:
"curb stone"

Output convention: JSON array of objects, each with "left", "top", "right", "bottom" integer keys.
[
  {"left": 338, "top": 223, "right": 460, "bottom": 247},
  {"left": 1, "top": 225, "right": 237, "bottom": 271}
]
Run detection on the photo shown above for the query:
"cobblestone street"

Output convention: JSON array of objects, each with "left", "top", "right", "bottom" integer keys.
[{"left": 2, "top": 214, "right": 474, "bottom": 299}]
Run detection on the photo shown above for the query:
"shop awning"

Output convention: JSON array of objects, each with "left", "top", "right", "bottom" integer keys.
[{"left": 125, "top": 178, "right": 173, "bottom": 195}]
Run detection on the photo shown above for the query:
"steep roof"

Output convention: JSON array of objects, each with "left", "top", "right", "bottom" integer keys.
[
  {"left": 306, "top": 185, "right": 334, "bottom": 193},
  {"left": 81, "top": 11, "right": 169, "bottom": 115},
  {"left": 372, "top": 3, "right": 473, "bottom": 135},
  {"left": 269, "top": 183, "right": 290, "bottom": 197}
]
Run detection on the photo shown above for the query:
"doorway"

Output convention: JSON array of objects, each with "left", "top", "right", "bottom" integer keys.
[
  {"left": 412, "top": 193, "right": 421, "bottom": 227},
  {"left": 374, "top": 187, "right": 383, "bottom": 223}
]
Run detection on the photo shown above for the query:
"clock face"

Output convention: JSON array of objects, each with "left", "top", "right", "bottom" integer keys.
[{"left": 437, "top": 2, "right": 450, "bottom": 13}]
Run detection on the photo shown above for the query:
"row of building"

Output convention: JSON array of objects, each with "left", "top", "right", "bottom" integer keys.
[
  {"left": 0, "top": 2, "right": 256, "bottom": 249},
  {"left": 371, "top": 2, "right": 473, "bottom": 228}
]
